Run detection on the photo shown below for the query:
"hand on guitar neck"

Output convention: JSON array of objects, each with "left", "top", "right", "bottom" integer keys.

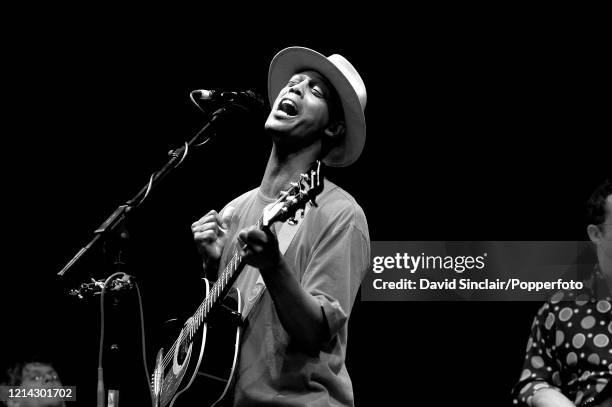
[{"left": 237, "top": 225, "right": 283, "bottom": 272}]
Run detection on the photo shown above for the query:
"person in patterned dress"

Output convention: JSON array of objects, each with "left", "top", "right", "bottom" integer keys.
[{"left": 512, "top": 180, "right": 612, "bottom": 406}]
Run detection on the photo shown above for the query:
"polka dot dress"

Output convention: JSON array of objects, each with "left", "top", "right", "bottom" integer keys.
[{"left": 512, "top": 267, "right": 612, "bottom": 406}]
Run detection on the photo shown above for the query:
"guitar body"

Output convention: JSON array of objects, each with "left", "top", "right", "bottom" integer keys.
[{"left": 153, "top": 278, "right": 242, "bottom": 407}]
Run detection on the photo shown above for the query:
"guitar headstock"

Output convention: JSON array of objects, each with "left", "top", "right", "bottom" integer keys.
[{"left": 262, "top": 160, "right": 324, "bottom": 227}]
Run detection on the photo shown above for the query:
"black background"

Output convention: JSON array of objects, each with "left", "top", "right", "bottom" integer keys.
[{"left": 2, "top": 10, "right": 609, "bottom": 406}]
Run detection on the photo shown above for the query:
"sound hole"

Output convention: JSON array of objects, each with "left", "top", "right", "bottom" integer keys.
[{"left": 177, "top": 336, "right": 188, "bottom": 365}]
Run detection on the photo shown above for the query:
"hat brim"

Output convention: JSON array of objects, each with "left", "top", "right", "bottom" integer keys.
[{"left": 268, "top": 47, "right": 366, "bottom": 167}]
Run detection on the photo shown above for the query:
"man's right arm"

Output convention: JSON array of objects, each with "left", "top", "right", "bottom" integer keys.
[{"left": 191, "top": 207, "right": 235, "bottom": 280}]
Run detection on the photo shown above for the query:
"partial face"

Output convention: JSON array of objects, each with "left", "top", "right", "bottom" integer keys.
[
  {"left": 265, "top": 70, "right": 334, "bottom": 148},
  {"left": 14, "top": 363, "right": 64, "bottom": 407},
  {"left": 599, "top": 195, "right": 612, "bottom": 264}
]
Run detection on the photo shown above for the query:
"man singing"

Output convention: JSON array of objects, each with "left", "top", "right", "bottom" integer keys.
[{"left": 191, "top": 46, "right": 370, "bottom": 406}]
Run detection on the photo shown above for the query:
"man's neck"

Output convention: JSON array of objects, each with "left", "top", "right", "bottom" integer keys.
[
  {"left": 260, "top": 142, "right": 321, "bottom": 199},
  {"left": 600, "top": 258, "right": 612, "bottom": 294}
]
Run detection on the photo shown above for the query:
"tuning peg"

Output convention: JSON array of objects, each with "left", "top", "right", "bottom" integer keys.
[
  {"left": 280, "top": 190, "right": 289, "bottom": 197},
  {"left": 288, "top": 217, "right": 298, "bottom": 226},
  {"left": 290, "top": 182, "right": 299, "bottom": 188}
]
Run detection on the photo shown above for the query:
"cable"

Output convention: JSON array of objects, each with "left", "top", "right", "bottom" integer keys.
[
  {"left": 134, "top": 174, "right": 155, "bottom": 207},
  {"left": 135, "top": 281, "right": 155, "bottom": 407},
  {"left": 176, "top": 142, "right": 188, "bottom": 166},
  {"left": 194, "top": 135, "right": 212, "bottom": 147},
  {"left": 98, "top": 272, "right": 126, "bottom": 407},
  {"left": 133, "top": 129, "right": 209, "bottom": 208},
  {"left": 189, "top": 90, "right": 207, "bottom": 113}
]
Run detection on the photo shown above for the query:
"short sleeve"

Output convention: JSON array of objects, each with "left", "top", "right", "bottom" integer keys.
[
  {"left": 301, "top": 224, "right": 370, "bottom": 339},
  {"left": 511, "top": 302, "right": 563, "bottom": 406}
]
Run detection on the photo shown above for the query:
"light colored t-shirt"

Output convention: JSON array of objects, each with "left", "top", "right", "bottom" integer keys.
[{"left": 217, "top": 178, "right": 370, "bottom": 407}]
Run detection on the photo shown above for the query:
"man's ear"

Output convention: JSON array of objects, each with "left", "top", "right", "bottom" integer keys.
[
  {"left": 587, "top": 224, "right": 602, "bottom": 244},
  {"left": 324, "top": 121, "right": 346, "bottom": 139}
]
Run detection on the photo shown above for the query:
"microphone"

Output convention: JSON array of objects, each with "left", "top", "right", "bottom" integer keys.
[{"left": 190, "top": 89, "right": 265, "bottom": 111}]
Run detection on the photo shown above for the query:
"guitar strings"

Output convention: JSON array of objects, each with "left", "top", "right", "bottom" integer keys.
[
  {"left": 159, "top": 194, "right": 288, "bottom": 368},
  {"left": 161, "top": 249, "right": 243, "bottom": 368}
]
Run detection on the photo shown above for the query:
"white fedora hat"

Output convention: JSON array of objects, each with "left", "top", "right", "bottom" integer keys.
[{"left": 268, "top": 46, "right": 367, "bottom": 167}]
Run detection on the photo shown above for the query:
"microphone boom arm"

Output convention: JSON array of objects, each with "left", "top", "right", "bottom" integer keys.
[{"left": 57, "top": 106, "right": 231, "bottom": 277}]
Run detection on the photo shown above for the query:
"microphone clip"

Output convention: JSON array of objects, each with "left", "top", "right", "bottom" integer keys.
[{"left": 189, "top": 89, "right": 265, "bottom": 113}]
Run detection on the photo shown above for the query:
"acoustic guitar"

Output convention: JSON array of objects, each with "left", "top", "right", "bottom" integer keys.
[{"left": 151, "top": 161, "right": 323, "bottom": 407}]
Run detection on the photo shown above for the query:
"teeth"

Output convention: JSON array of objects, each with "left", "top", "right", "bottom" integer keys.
[
  {"left": 280, "top": 99, "right": 296, "bottom": 108},
  {"left": 278, "top": 99, "right": 298, "bottom": 116}
]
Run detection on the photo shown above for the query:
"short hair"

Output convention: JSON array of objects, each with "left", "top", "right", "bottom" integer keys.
[
  {"left": 1, "top": 357, "right": 57, "bottom": 386},
  {"left": 586, "top": 179, "right": 612, "bottom": 229}
]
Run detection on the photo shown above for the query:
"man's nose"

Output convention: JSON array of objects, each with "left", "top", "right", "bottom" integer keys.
[{"left": 288, "top": 82, "right": 304, "bottom": 97}]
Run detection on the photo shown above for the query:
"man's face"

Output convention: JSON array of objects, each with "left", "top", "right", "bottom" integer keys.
[
  {"left": 265, "top": 70, "right": 334, "bottom": 148},
  {"left": 599, "top": 195, "right": 612, "bottom": 265},
  {"left": 11, "top": 363, "right": 64, "bottom": 407}
]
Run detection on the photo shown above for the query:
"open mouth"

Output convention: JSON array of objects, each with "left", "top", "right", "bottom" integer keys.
[{"left": 277, "top": 98, "right": 298, "bottom": 117}]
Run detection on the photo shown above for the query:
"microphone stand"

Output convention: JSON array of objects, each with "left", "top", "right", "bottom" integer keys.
[
  {"left": 58, "top": 106, "right": 230, "bottom": 278},
  {"left": 57, "top": 105, "right": 233, "bottom": 407}
]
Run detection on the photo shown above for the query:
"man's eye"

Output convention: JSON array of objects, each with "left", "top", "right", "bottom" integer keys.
[{"left": 312, "top": 86, "right": 325, "bottom": 98}]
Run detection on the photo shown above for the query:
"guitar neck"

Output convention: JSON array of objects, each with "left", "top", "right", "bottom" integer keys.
[
  {"left": 191, "top": 216, "right": 263, "bottom": 327},
  {"left": 185, "top": 160, "right": 323, "bottom": 336}
]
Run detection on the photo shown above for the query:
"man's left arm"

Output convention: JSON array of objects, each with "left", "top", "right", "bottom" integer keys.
[{"left": 238, "top": 222, "right": 369, "bottom": 354}]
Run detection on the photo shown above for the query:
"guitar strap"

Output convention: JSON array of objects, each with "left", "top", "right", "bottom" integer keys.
[{"left": 240, "top": 204, "right": 311, "bottom": 319}]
